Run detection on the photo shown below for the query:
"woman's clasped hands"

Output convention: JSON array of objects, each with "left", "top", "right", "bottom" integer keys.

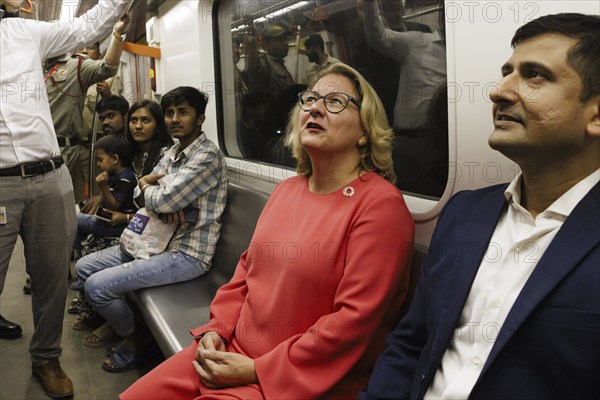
[{"left": 192, "top": 332, "right": 258, "bottom": 389}]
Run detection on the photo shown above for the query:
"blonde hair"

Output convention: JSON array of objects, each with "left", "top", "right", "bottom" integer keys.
[{"left": 284, "top": 63, "right": 396, "bottom": 184}]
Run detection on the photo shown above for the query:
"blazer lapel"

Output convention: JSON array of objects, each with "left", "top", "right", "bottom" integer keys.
[{"left": 482, "top": 182, "right": 600, "bottom": 373}]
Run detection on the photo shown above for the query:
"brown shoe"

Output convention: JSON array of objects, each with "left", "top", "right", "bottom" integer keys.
[{"left": 32, "top": 358, "right": 74, "bottom": 398}]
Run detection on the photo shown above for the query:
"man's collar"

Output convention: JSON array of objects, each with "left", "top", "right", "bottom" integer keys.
[
  {"left": 173, "top": 132, "right": 206, "bottom": 159},
  {"left": 504, "top": 173, "right": 523, "bottom": 206},
  {"left": 505, "top": 169, "right": 600, "bottom": 218}
]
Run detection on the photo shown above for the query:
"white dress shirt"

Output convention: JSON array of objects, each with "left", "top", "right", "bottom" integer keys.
[
  {"left": 425, "top": 169, "right": 600, "bottom": 400},
  {"left": 0, "top": 0, "right": 132, "bottom": 167},
  {"left": 362, "top": 0, "right": 446, "bottom": 130}
]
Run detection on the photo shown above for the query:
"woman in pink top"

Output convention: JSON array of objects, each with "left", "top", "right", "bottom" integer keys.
[{"left": 121, "top": 63, "right": 414, "bottom": 399}]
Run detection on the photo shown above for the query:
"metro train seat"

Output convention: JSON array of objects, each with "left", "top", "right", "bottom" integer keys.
[{"left": 129, "top": 182, "right": 270, "bottom": 357}]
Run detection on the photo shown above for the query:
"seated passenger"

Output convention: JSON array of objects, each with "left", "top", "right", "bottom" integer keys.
[
  {"left": 360, "top": 13, "right": 600, "bottom": 400},
  {"left": 73, "top": 134, "right": 136, "bottom": 259},
  {"left": 74, "top": 87, "right": 228, "bottom": 372},
  {"left": 71, "top": 135, "right": 135, "bottom": 325},
  {"left": 80, "top": 95, "right": 130, "bottom": 214},
  {"left": 121, "top": 63, "right": 415, "bottom": 399},
  {"left": 105, "top": 99, "right": 176, "bottom": 226},
  {"left": 96, "top": 95, "right": 130, "bottom": 136}
]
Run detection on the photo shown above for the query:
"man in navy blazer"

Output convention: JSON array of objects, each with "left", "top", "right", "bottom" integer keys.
[{"left": 360, "top": 13, "right": 600, "bottom": 400}]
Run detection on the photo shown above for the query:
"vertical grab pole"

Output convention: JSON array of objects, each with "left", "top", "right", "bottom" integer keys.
[
  {"left": 294, "top": 25, "right": 301, "bottom": 82},
  {"left": 88, "top": 95, "right": 100, "bottom": 197}
]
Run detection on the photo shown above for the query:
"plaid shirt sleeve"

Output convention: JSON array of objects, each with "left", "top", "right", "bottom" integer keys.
[{"left": 144, "top": 139, "right": 222, "bottom": 214}]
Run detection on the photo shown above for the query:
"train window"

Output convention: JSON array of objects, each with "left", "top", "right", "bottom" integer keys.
[{"left": 216, "top": 0, "right": 449, "bottom": 199}]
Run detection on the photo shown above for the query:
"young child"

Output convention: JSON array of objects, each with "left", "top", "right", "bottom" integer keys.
[
  {"left": 74, "top": 134, "right": 137, "bottom": 258},
  {"left": 70, "top": 134, "right": 136, "bottom": 328}
]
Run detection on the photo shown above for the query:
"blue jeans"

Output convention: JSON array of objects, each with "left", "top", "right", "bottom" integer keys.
[
  {"left": 75, "top": 213, "right": 126, "bottom": 255},
  {"left": 75, "top": 245, "right": 206, "bottom": 337}
]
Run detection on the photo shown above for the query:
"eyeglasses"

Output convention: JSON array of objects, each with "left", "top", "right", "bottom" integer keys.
[{"left": 298, "top": 91, "right": 361, "bottom": 114}]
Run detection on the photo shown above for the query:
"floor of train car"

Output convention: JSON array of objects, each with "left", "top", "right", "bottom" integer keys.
[{"left": 0, "top": 239, "right": 165, "bottom": 400}]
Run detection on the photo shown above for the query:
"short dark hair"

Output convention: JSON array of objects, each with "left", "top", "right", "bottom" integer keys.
[
  {"left": 95, "top": 134, "right": 134, "bottom": 168},
  {"left": 304, "top": 34, "right": 324, "bottom": 52},
  {"left": 161, "top": 86, "right": 209, "bottom": 117},
  {"left": 511, "top": 13, "right": 600, "bottom": 101},
  {"left": 97, "top": 95, "right": 130, "bottom": 118}
]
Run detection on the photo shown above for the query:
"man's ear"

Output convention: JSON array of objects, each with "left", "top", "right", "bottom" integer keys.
[
  {"left": 197, "top": 114, "right": 206, "bottom": 127},
  {"left": 111, "top": 154, "right": 120, "bottom": 166},
  {"left": 586, "top": 96, "right": 600, "bottom": 138}
]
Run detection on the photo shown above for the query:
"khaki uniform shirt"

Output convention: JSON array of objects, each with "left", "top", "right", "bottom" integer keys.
[{"left": 45, "top": 54, "right": 118, "bottom": 139}]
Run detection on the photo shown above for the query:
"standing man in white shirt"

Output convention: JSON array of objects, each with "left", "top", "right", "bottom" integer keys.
[
  {"left": 358, "top": 0, "right": 446, "bottom": 137},
  {"left": 45, "top": 12, "right": 129, "bottom": 203},
  {"left": 360, "top": 13, "right": 600, "bottom": 400},
  {"left": 0, "top": 0, "right": 133, "bottom": 398}
]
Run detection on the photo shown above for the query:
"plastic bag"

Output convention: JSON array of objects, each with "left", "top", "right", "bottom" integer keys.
[{"left": 120, "top": 207, "right": 177, "bottom": 260}]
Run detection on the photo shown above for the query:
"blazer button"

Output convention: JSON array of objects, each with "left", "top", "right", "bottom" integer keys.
[{"left": 421, "top": 373, "right": 427, "bottom": 382}]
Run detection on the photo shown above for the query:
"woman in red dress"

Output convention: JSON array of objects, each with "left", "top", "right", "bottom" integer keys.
[{"left": 121, "top": 63, "right": 415, "bottom": 399}]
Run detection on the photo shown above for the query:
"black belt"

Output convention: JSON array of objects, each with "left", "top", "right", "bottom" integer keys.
[
  {"left": 57, "top": 136, "right": 81, "bottom": 147},
  {"left": 0, "top": 156, "right": 64, "bottom": 178}
]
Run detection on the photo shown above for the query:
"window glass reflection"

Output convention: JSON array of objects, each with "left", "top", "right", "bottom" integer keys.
[{"left": 220, "top": 0, "right": 449, "bottom": 198}]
